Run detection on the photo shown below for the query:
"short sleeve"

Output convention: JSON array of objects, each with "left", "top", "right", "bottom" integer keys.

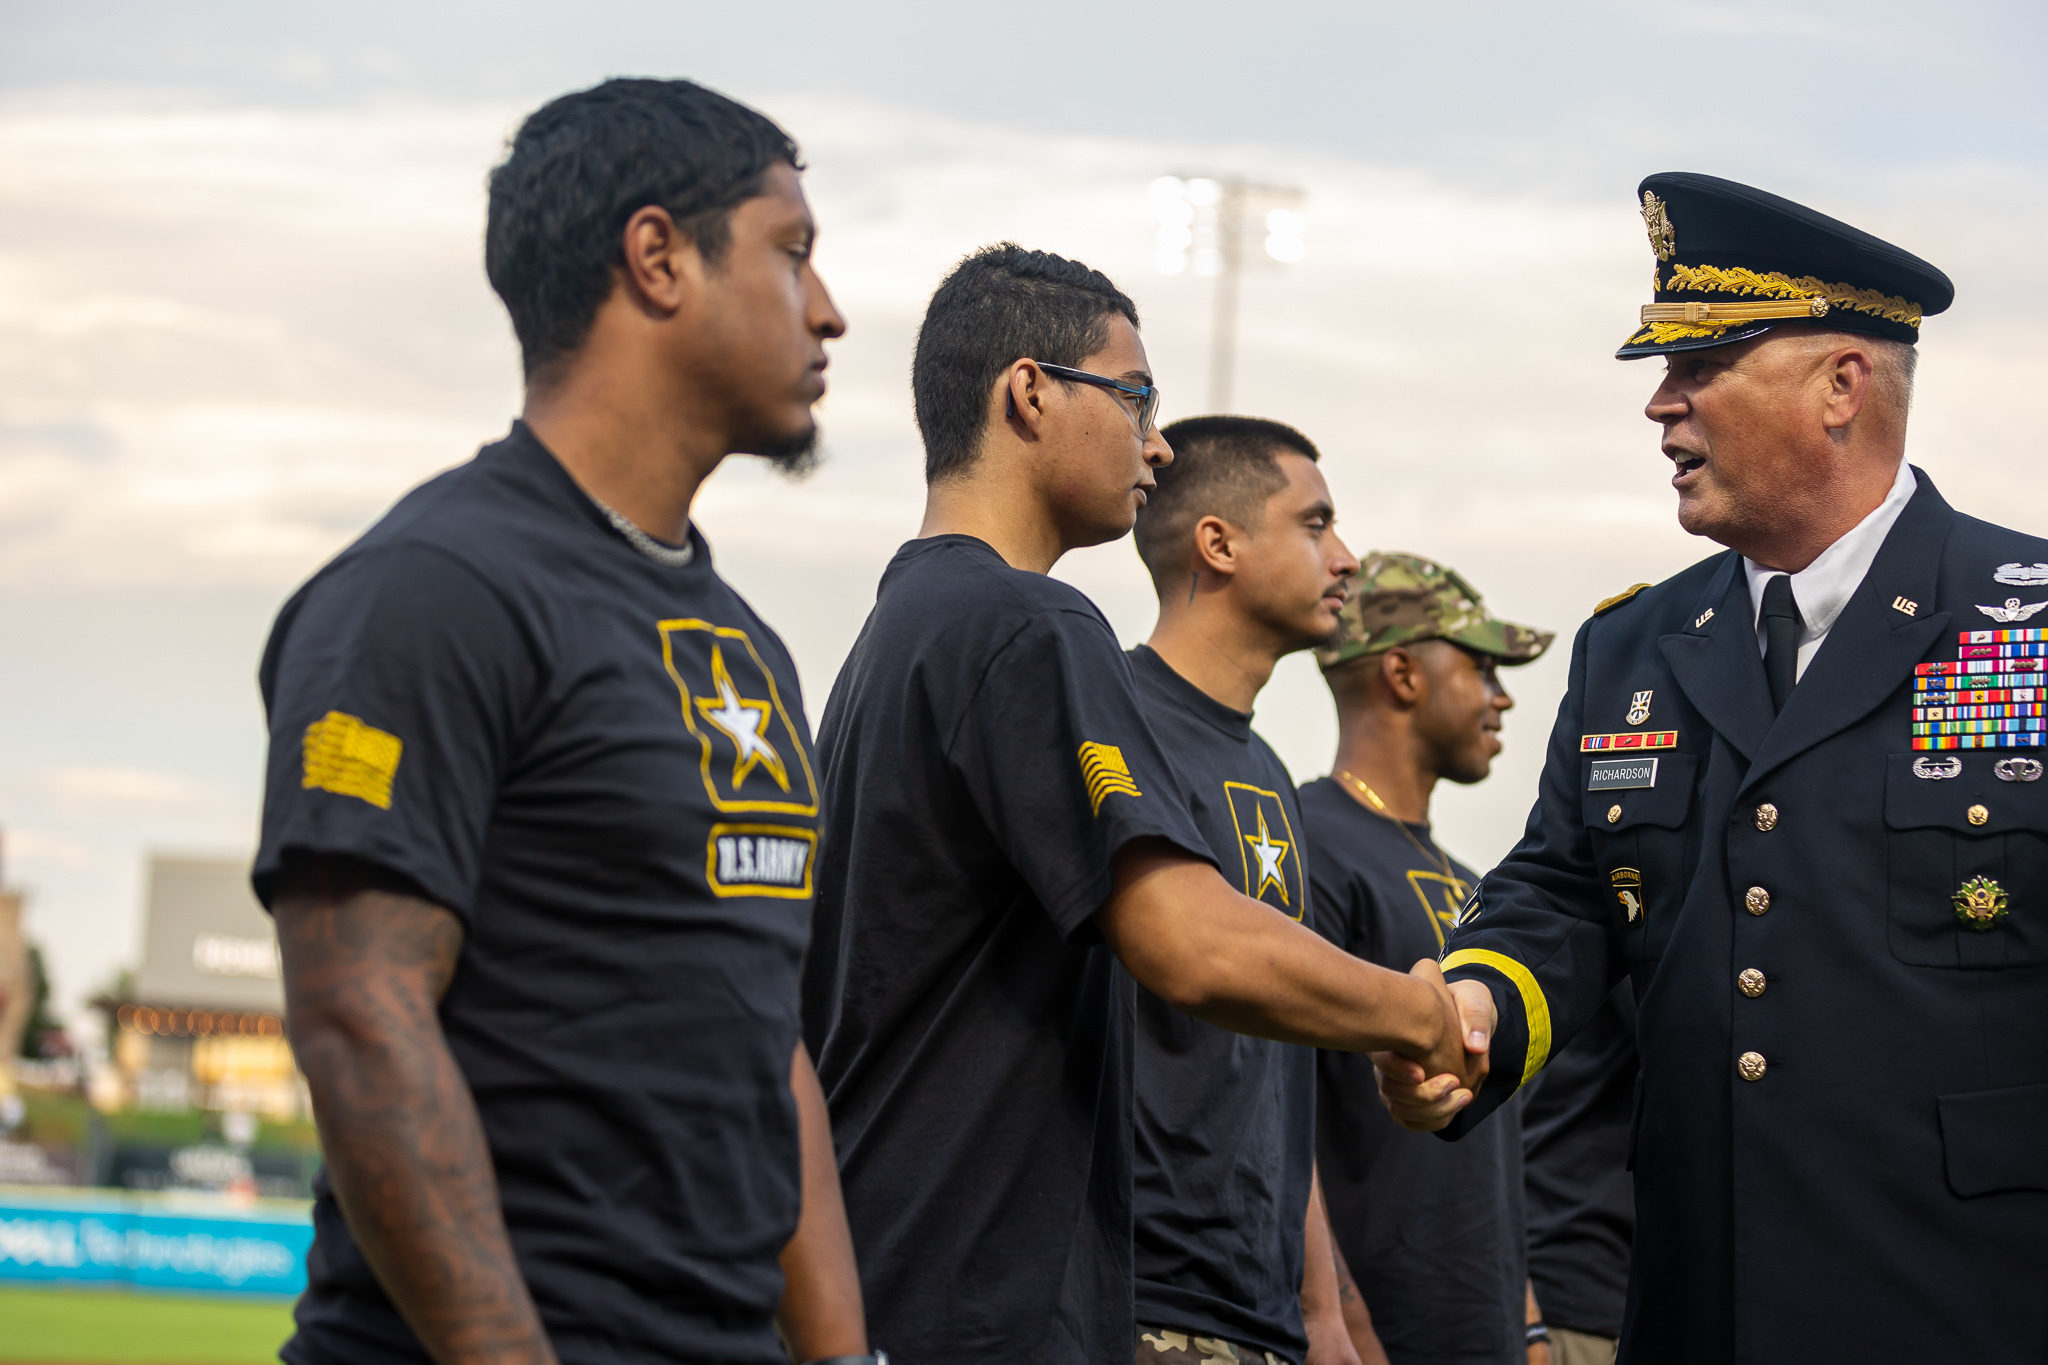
[
  {"left": 946, "top": 610, "right": 1211, "bottom": 942},
  {"left": 251, "top": 543, "right": 540, "bottom": 919}
]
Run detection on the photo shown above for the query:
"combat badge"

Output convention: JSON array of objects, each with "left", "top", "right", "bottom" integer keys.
[
  {"left": 1611, "top": 867, "right": 1644, "bottom": 923},
  {"left": 1953, "top": 875, "right": 2009, "bottom": 931},
  {"left": 1626, "top": 690, "right": 1654, "bottom": 725},
  {"left": 1994, "top": 563, "right": 2048, "bottom": 587},
  {"left": 1977, "top": 597, "right": 2048, "bottom": 623},
  {"left": 1997, "top": 757, "right": 2045, "bottom": 783}
]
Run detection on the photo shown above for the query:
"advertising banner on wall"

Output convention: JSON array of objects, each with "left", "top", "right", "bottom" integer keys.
[{"left": 0, "top": 1186, "right": 310, "bottom": 1296}]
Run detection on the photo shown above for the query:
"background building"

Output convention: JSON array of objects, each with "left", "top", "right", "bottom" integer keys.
[
  {"left": 108, "top": 856, "right": 305, "bottom": 1121},
  {"left": 0, "top": 847, "right": 26, "bottom": 1074}
]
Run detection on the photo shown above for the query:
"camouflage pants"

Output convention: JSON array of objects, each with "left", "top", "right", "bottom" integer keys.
[{"left": 1136, "top": 1324, "right": 1292, "bottom": 1365}]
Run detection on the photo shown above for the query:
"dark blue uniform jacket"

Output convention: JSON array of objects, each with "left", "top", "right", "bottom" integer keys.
[{"left": 1441, "top": 470, "right": 2048, "bottom": 1361}]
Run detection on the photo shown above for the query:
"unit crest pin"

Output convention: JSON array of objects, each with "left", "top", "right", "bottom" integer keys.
[{"left": 1626, "top": 690, "right": 1654, "bottom": 726}]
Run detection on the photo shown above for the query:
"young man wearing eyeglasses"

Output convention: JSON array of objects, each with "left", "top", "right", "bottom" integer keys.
[{"left": 801, "top": 245, "right": 1488, "bottom": 1364}]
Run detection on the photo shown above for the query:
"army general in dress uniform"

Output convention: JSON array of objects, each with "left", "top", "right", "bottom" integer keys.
[{"left": 1377, "top": 172, "right": 2048, "bottom": 1361}]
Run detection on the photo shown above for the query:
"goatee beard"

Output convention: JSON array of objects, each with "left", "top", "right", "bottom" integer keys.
[{"left": 756, "top": 425, "right": 822, "bottom": 481}]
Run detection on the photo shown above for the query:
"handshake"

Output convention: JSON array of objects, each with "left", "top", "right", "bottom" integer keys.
[{"left": 1372, "top": 960, "right": 1496, "bottom": 1133}]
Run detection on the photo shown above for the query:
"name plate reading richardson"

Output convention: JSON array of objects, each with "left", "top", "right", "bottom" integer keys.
[{"left": 1589, "top": 757, "right": 1659, "bottom": 790}]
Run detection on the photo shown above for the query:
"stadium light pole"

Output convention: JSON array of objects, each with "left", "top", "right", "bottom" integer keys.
[{"left": 1151, "top": 173, "right": 1306, "bottom": 414}]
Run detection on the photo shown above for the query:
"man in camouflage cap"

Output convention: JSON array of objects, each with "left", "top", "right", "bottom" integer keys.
[
  {"left": 1300, "top": 552, "right": 1553, "bottom": 1365},
  {"left": 1315, "top": 551, "right": 1553, "bottom": 671}
]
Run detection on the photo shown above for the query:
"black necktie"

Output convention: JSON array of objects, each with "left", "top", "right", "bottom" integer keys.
[{"left": 1762, "top": 573, "right": 1803, "bottom": 714}]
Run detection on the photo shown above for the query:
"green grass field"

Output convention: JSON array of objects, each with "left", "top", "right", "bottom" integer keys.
[{"left": 0, "top": 1283, "right": 295, "bottom": 1364}]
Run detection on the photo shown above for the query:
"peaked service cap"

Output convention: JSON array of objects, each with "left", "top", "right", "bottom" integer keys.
[
  {"left": 1618, "top": 171, "right": 1954, "bottom": 359},
  {"left": 1316, "top": 551, "right": 1554, "bottom": 671}
]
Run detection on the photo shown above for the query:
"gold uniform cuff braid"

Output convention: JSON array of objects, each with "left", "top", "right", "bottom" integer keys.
[{"left": 1439, "top": 948, "right": 1552, "bottom": 1088}]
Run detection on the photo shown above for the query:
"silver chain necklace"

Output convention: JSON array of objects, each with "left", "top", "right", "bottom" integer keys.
[{"left": 593, "top": 498, "right": 695, "bottom": 568}]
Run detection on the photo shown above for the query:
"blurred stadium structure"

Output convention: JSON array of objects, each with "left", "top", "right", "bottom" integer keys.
[{"left": 1150, "top": 172, "right": 1306, "bottom": 412}]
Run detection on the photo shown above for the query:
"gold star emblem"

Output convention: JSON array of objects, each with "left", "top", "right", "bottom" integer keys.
[
  {"left": 695, "top": 644, "right": 790, "bottom": 792},
  {"left": 1244, "top": 806, "right": 1291, "bottom": 907}
]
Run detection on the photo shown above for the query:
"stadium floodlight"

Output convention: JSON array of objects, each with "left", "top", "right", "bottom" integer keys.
[
  {"left": 1264, "top": 209, "right": 1305, "bottom": 264},
  {"left": 1150, "top": 176, "right": 1193, "bottom": 275},
  {"left": 1150, "top": 172, "right": 1307, "bottom": 411}
]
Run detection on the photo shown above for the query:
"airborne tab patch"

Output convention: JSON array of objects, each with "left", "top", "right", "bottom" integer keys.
[
  {"left": 1079, "top": 741, "right": 1141, "bottom": 815},
  {"left": 302, "top": 710, "right": 403, "bottom": 810}
]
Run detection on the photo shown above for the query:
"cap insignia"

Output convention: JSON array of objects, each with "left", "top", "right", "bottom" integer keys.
[{"left": 1641, "top": 191, "right": 1676, "bottom": 262}]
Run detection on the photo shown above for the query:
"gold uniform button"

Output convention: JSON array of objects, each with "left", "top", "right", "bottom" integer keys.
[
  {"left": 1745, "top": 886, "right": 1771, "bottom": 915},
  {"left": 1755, "top": 803, "right": 1779, "bottom": 832},
  {"left": 1968, "top": 803, "right": 1989, "bottom": 826},
  {"left": 1738, "top": 968, "right": 1766, "bottom": 998},
  {"left": 1738, "top": 1051, "right": 1767, "bottom": 1081},
  {"left": 1607, "top": 804, "right": 1623, "bottom": 824}
]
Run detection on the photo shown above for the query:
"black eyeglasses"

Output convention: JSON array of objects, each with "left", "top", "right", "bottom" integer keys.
[{"left": 1036, "top": 362, "right": 1162, "bottom": 435}]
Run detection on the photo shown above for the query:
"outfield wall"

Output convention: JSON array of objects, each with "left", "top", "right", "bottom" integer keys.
[{"left": 0, "top": 1185, "right": 310, "bottom": 1297}]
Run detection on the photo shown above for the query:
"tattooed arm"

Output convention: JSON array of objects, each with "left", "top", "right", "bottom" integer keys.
[
  {"left": 275, "top": 852, "right": 556, "bottom": 1365},
  {"left": 1301, "top": 1165, "right": 1362, "bottom": 1365},
  {"left": 1329, "top": 1228, "right": 1391, "bottom": 1365}
]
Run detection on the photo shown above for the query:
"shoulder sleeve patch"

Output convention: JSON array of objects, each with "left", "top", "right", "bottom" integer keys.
[
  {"left": 1078, "top": 741, "right": 1141, "bottom": 816},
  {"left": 303, "top": 710, "right": 403, "bottom": 810},
  {"left": 1593, "top": 583, "right": 1653, "bottom": 616}
]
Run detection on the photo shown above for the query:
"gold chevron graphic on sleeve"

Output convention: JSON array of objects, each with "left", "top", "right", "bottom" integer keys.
[{"left": 1078, "top": 741, "right": 1142, "bottom": 816}]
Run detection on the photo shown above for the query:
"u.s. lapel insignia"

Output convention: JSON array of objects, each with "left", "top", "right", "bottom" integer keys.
[
  {"left": 1626, "top": 690, "right": 1653, "bottom": 726},
  {"left": 1694, "top": 608, "right": 1715, "bottom": 629},
  {"left": 1953, "top": 874, "right": 2009, "bottom": 931},
  {"left": 1892, "top": 596, "right": 1919, "bottom": 617},
  {"left": 1994, "top": 563, "right": 2048, "bottom": 587},
  {"left": 1611, "top": 867, "right": 1644, "bottom": 923},
  {"left": 1977, "top": 597, "right": 2048, "bottom": 623},
  {"left": 1913, "top": 755, "right": 1963, "bottom": 780}
]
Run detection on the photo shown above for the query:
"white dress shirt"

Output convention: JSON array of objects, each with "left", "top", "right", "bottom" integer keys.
[{"left": 1744, "top": 456, "right": 1916, "bottom": 682}]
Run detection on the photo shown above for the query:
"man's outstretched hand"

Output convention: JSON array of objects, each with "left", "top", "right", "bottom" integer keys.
[{"left": 1371, "top": 964, "right": 1495, "bottom": 1132}]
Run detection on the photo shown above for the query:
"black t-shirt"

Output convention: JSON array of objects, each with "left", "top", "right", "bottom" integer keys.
[
  {"left": 1521, "top": 980, "right": 1637, "bottom": 1339},
  {"left": 802, "top": 537, "right": 1210, "bottom": 1365},
  {"left": 254, "top": 423, "right": 815, "bottom": 1365},
  {"left": 1127, "top": 646, "right": 1318, "bottom": 1363},
  {"left": 1299, "top": 777, "right": 1527, "bottom": 1365}
]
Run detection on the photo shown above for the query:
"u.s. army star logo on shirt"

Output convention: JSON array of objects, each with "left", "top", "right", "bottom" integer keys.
[
  {"left": 660, "top": 619, "right": 818, "bottom": 815},
  {"left": 1223, "top": 782, "right": 1304, "bottom": 920}
]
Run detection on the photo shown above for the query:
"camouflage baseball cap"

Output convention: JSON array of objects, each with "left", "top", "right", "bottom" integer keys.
[{"left": 1316, "top": 551, "right": 1554, "bottom": 670}]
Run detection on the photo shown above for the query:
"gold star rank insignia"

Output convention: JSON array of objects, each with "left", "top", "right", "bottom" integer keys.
[
  {"left": 1243, "top": 807, "right": 1292, "bottom": 907},
  {"left": 695, "top": 644, "right": 791, "bottom": 792}
]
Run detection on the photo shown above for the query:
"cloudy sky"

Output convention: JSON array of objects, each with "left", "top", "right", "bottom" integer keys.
[{"left": 4, "top": 0, "right": 2045, "bottom": 1035}]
